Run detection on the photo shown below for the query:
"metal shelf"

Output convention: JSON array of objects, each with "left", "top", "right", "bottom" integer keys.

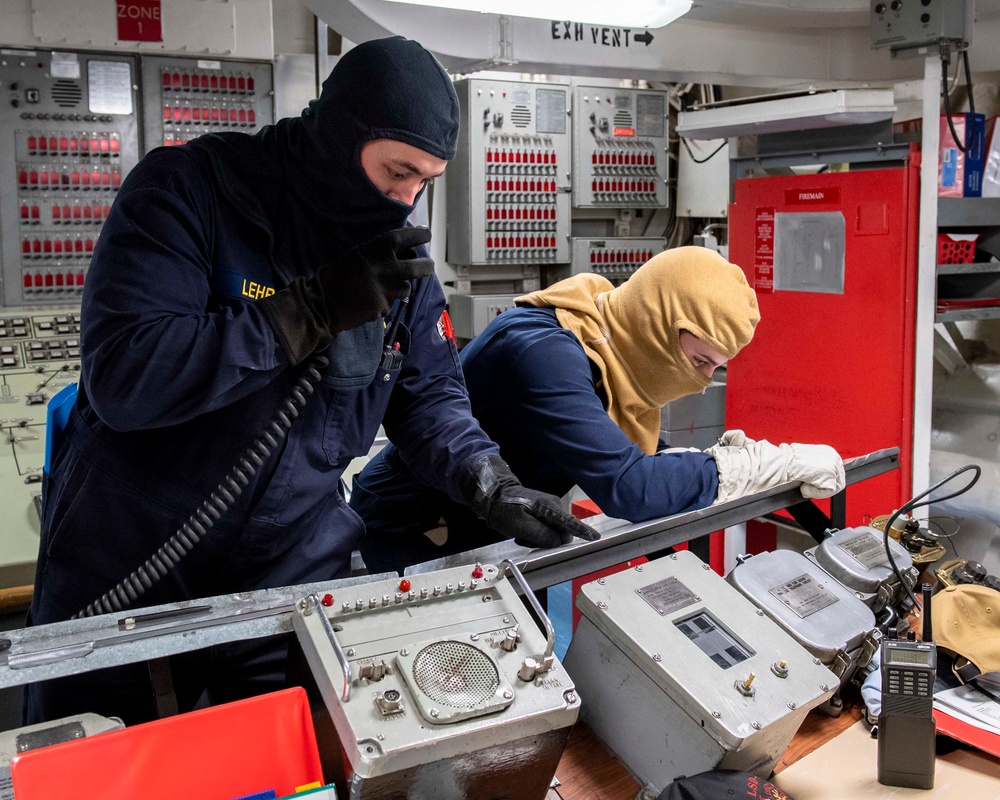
[
  {"left": 935, "top": 306, "right": 1000, "bottom": 323},
  {"left": 938, "top": 197, "right": 1000, "bottom": 227},
  {"left": 937, "top": 261, "right": 1000, "bottom": 275}
]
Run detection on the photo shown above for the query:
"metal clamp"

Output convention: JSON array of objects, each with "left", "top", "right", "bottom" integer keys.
[
  {"left": 859, "top": 628, "right": 884, "bottom": 670},
  {"left": 300, "top": 593, "right": 352, "bottom": 703},
  {"left": 501, "top": 559, "right": 554, "bottom": 660}
]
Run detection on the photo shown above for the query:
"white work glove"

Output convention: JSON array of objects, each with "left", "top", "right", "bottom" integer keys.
[
  {"left": 717, "top": 429, "right": 754, "bottom": 448},
  {"left": 705, "top": 432, "right": 846, "bottom": 504}
]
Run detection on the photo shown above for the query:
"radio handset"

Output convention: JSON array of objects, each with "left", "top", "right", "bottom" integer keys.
[
  {"left": 75, "top": 284, "right": 414, "bottom": 619},
  {"left": 877, "top": 583, "right": 937, "bottom": 790}
]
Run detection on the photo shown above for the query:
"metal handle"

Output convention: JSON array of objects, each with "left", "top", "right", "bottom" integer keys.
[
  {"left": 501, "top": 559, "right": 555, "bottom": 660},
  {"left": 302, "top": 594, "right": 351, "bottom": 702}
]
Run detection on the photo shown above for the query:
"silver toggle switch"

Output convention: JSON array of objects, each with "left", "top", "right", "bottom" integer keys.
[{"left": 500, "top": 624, "right": 521, "bottom": 652}]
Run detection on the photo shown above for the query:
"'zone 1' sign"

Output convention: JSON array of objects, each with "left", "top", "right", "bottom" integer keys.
[{"left": 118, "top": 0, "right": 163, "bottom": 43}]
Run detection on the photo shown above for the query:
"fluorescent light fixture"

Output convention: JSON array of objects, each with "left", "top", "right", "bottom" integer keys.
[
  {"left": 676, "top": 90, "right": 897, "bottom": 140},
  {"left": 381, "top": 0, "right": 692, "bottom": 28}
]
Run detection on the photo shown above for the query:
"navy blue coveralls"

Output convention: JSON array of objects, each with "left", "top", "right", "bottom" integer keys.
[
  {"left": 352, "top": 306, "right": 719, "bottom": 575},
  {"left": 26, "top": 143, "right": 497, "bottom": 724}
]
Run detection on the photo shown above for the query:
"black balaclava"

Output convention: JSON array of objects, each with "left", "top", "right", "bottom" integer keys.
[
  {"left": 269, "top": 35, "right": 459, "bottom": 265},
  {"left": 193, "top": 36, "right": 459, "bottom": 277}
]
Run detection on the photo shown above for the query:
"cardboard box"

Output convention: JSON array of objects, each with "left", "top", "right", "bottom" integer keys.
[
  {"left": 893, "top": 114, "right": 986, "bottom": 197},
  {"left": 940, "top": 113, "right": 986, "bottom": 197}
]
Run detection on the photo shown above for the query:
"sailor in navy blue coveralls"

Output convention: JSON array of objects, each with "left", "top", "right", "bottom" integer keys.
[
  {"left": 353, "top": 306, "right": 721, "bottom": 574},
  {"left": 26, "top": 37, "right": 594, "bottom": 726}
]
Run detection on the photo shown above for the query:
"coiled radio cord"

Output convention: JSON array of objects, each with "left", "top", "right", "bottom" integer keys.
[{"left": 74, "top": 353, "right": 329, "bottom": 618}]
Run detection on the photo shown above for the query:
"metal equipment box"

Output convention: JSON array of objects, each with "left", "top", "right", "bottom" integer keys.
[
  {"left": 447, "top": 78, "right": 572, "bottom": 267},
  {"left": 571, "top": 86, "right": 668, "bottom": 210},
  {"left": 804, "top": 525, "right": 918, "bottom": 615},
  {"left": 446, "top": 292, "right": 518, "bottom": 340},
  {"left": 727, "top": 549, "right": 881, "bottom": 714},
  {"left": 569, "top": 236, "right": 665, "bottom": 284},
  {"left": 562, "top": 550, "right": 834, "bottom": 792},
  {"left": 293, "top": 561, "right": 578, "bottom": 800}
]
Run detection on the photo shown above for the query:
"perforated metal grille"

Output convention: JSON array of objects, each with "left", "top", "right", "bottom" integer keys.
[
  {"left": 411, "top": 641, "right": 499, "bottom": 708},
  {"left": 51, "top": 80, "right": 82, "bottom": 107},
  {"left": 613, "top": 110, "right": 634, "bottom": 127},
  {"left": 511, "top": 105, "right": 531, "bottom": 127}
]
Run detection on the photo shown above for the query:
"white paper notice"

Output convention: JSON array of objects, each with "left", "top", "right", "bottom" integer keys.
[
  {"left": 50, "top": 52, "right": 80, "bottom": 79},
  {"left": 88, "top": 61, "right": 133, "bottom": 115}
]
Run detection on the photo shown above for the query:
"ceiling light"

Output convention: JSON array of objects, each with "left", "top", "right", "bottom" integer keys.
[
  {"left": 676, "top": 90, "right": 897, "bottom": 140},
  {"left": 381, "top": 0, "right": 692, "bottom": 29}
]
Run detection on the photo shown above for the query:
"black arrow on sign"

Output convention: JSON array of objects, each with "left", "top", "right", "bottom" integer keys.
[{"left": 635, "top": 31, "right": 654, "bottom": 46}]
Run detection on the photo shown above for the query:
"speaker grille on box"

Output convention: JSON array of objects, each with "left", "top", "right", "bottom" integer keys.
[{"left": 412, "top": 641, "right": 500, "bottom": 708}]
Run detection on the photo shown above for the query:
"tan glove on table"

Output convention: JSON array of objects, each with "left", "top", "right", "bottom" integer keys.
[{"left": 705, "top": 430, "right": 846, "bottom": 504}]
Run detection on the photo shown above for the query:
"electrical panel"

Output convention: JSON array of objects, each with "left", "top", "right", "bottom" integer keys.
[
  {"left": 572, "top": 86, "right": 669, "bottom": 209},
  {"left": 0, "top": 306, "right": 81, "bottom": 588},
  {"left": 569, "top": 236, "right": 665, "bottom": 284},
  {"left": 139, "top": 56, "right": 274, "bottom": 150},
  {"left": 447, "top": 78, "right": 572, "bottom": 267},
  {"left": 870, "top": 0, "right": 972, "bottom": 51},
  {"left": 447, "top": 293, "right": 520, "bottom": 340},
  {"left": 0, "top": 51, "right": 140, "bottom": 306}
]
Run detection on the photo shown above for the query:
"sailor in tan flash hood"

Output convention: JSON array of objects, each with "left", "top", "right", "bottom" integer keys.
[
  {"left": 352, "top": 247, "right": 846, "bottom": 575},
  {"left": 516, "top": 246, "right": 759, "bottom": 455}
]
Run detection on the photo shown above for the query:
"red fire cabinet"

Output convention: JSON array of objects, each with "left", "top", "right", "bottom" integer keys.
[{"left": 726, "top": 155, "right": 920, "bottom": 525}]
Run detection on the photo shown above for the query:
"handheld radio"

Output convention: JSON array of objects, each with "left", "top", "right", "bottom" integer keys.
[{"left": 877, "top": 584, "right": 936, "bottom": 789}]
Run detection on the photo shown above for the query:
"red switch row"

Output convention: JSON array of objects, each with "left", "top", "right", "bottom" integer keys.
[
  {"left": 590, "top": 249, "right": 656, "bottom": 264},
  {"left": 485, "top": 179, "right": 557, "bottom": 193},
  {"left": 486, "top": 149, "right": 557, "bottom": 164},
  {"left": 23, "top": 271, "right": 86, "bottom": 290},
  {"left": 162, "top": 104, "right": 257, "bottom": 126},
  {"left": 487, "top": 236, "right": 557, "bottom": 249},
  {"left": 486, "top": 206, "right": 557, "bottom": 220},
  {"left": 20, "top": 203, "right": 110, "bottom": 225},
  {"left": 592, "top": 151, "right": 655, "bottom": 166},
  {"left": 26, "top": 133, "right": 119, "bottom": 158},
  {"left": 162, "top": 71, "right": 255, "bottom": 94},
  {"left": 21, "top": 236, "right": 97, "bottom": 258},
  {"left": 18, "top": 167, "right": 121, "bottom": 192}
]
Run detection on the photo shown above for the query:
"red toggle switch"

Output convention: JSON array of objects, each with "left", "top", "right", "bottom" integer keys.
[
  {"left": 399, "top": 579, "right": 411, "bottom": 592},
  {"left": 321, "top": 593, "right": 334, "bottom": 607}
]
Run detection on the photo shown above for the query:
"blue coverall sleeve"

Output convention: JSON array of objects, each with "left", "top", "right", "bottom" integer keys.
[
  {"left": 380, "top": 278, "right": 499, "bottom": 503},
  {"left": 81, "top": 151, "right": 285, "bottom": 431},
  {"left": 496, "top": 333, "right": 719, "bottom": 520}
]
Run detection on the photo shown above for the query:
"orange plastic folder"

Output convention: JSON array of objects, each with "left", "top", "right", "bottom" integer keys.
[{"left": 11, "top": 687, "right": 323, "bottom": 800}]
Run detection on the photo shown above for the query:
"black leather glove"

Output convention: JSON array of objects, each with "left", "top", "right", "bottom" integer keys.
[
  {"left": 258, "top": 226, "right": 435, "bottom": 364},
  {"left": 460, "top": 454, "right": 600, "bottom": 549}
]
